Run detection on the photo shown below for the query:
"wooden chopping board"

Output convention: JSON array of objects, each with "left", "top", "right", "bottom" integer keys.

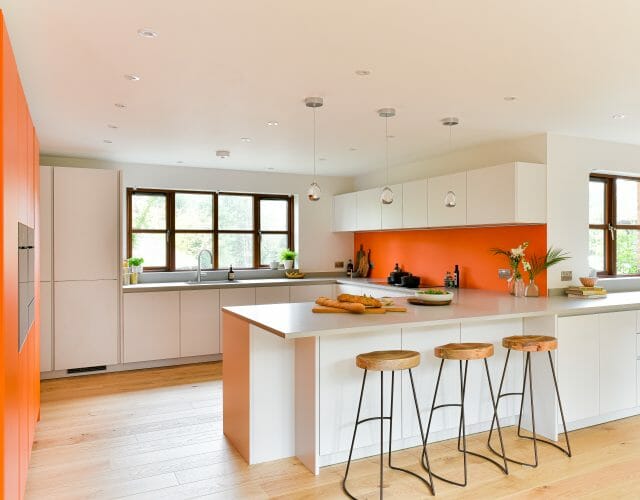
[{"left": 312, "top": 306, "right": 407, "bottom": 314}]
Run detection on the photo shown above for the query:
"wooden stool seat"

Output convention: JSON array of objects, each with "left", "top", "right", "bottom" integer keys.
[
  {"left": 434, "top": 342, "right": 494, "bottom": 360},
  {"left": 355, "top": 350, "right": 420, "bottom": 371},
  {"left": 502, "top": 335, "right": 557, "bottom": 352}
]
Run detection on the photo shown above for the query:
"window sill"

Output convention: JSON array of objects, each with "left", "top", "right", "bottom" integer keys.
[{"left": 597, "top": 276, "right": 640, "bottom": 292}]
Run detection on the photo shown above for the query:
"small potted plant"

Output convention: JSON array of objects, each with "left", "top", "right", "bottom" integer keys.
[
  {"left": 128, "top": 257, "right": 144, "bottom": 274},
  {"left": 280, "top": 248, "right": 297, "bottom": 270}
]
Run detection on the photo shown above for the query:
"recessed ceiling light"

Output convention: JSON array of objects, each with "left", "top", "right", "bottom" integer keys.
[
  {"left": 103, "top": 139, "right": 113, "bottom": 144},
  {"left": 107, "top": 124, "right": 118, "bottom": 129},
  {"left": 216, "top": 150, "right": 230, "bottom": 159},
  {"left": 386, "top": 135, "right": 395, "bottom": 139},
  {"left": 504, "top": 96, "right": 517, "bottom": 101},
  {"left": 349, "top": 147, "right": 358, "bottom": 151},
  {"left": 176, "top": 160, "right": 184, "bottom": 164},
  {"left": 266, "top": 167, "right": 275, "bottom": 171},
  {"left": 137, "top": 28, "right": 158, "bottom": 38},
  {"left": 240, "top": 137, "right": 252, "bottom": 142},
  {"left": 319, "top": 157, "right": 327, "bottom": 161},
  {"left": 267, "top": 121, "right": 279, "bottom": 126},
  {"left": 124, "top": 74, "right": 141, "bottom": 81},
  {"left": 114, "top": 103, "right": 126, "bottom": 109},
  {"left": 355, "top": 69, "right": 371, "bottom": 76},
  {"left": 613, "top": 113, "right": 626, "bottom": 119}
]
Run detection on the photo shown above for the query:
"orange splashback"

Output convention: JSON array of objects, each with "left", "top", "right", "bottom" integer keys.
[{"left": 355, "top": 225, "right": 548, "bottom": 294}]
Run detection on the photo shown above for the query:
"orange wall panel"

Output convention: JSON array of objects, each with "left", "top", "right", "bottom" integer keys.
[{"left": 354, "top": 224, "right": 548, "bottom": 294}]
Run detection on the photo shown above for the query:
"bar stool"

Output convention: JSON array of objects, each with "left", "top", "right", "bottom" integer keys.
[
  {"left": 422, "top": 343, "right": 508, "bottom": 488},
  {"left": 343, "top": 350, "right": 434, "bottom": 499},
  {"left": 487, "top": 335, "right": 571, "bottom": 467}
]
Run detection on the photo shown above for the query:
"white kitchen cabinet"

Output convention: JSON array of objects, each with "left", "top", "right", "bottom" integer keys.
[
  {"left": 599, "top": 311, "right": 637, "bottom": 414},
  {"left": 356, "top": 188, "right": 382, "bottom": 231},
  {"left": 557, "top": 315, "right": 600, "bottom": 423},
  {"left": 180, "top": 289, "right": 220, "bottom": 357},
  {"left": 40, "top": 281, "right": 52, "bottom": 372},
  {"left": 381, "top": 184, "right": 403, "bottom": 229},
  {"left": 466, "top": 162, "right": 546, "bottom": 225},
  {"left": 333, "top": 283, "right": 363, "bottom": 298},
  {"left": 402, "top": 179, "right": 428, "bottom": 228},
  {"left": 220, "top": 287, "right": 256, "bottom": 353},
  {"left": 124, "top": 291, "right": 180, "bottom": 363},
  {"left": 53, "top": 167, "right": 119, "bottom": 281},
  {"left": 54, "top": 280, "right": 119, "bottom": 370},
  {"left": 360, "top": 285, "right": 408, "bottom": 298},
  {"left": 332, "top": 192, "right": 357, "bottom": 232},
  {"left": 255, "top": 286, "right": 290, "bottom": 305},
  {"left": 39, "top": 165, "right": 53, "bottom": 282},
  {"left": 427, "top": 171, "right": 467, "bottom": 227},
  {"left": 637, "top": 360, "right": 640, "bottom": 407},
  {"left": 289, "top": 284, "right": 333, "bottom": 303}
]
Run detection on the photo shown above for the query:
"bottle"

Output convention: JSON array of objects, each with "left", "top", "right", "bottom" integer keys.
[
  {"left": 444, "top": 271, "right": 454, "bottom": 288},
  {"left": 346, "top": 259, "right": 354, "bottom": 278},
  {"left": 454, "top": 264, "right": 460, "bottom": 288},
  {"left": 227, "top": 266, "right": 235, "bottom": 281}
]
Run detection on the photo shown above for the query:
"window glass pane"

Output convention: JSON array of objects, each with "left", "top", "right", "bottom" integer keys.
[
  {"left": 219, "top": 233, "right": 253, "bottom": 268},
  {"left": 261, "top": 234, "right": 288, "bottom": 265},
  {"left": 260, "top": 199, "right": 288, "bottom": 231},
  {"left": 175, "top": 233, "right": 213, "bottom": 270},
  {"left": 616, "top": 178, "right": 640, "bottom": 225},
  {"left": 132, "top": 194, "right": 166, "bottom": 230},
  {"left": 616, "top": 229, "right": 640, "bottom": 274},
  {"left": 175, "top": 193, "right": 213, "bottom": 230},
  {"left": 218, "top": 195, "right": 253, "bottom": 230},
  {"left": 131, "top": 233, "right": 166, "bottom": 267},
  {"left": 588, "top": 181, "right": 605, "bottom": 225},
  {"left": 588, "top": 229, "right": 605, "bottom": 273}
]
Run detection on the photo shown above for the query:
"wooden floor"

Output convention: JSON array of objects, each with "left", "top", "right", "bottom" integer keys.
[{"left": 26, "top": 362, "right": 640, "bottom": 499}]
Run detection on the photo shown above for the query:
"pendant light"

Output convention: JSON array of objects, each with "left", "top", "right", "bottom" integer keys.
[
  {"left": 378, "top": 107, "right": 396, "bottom": 205},
  {"left": 441, "top": 117, "right": 459, "bottom": 208},
  {"left": 305, "top": 96, "right": 323, "bottom": 201}
]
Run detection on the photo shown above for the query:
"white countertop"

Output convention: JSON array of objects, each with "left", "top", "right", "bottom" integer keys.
[
  {"left": 223, "top": 289, "right": 640, "bottom": 339},
  {"left": 122, "top": 277, "right": 340, "bottom": 292}
]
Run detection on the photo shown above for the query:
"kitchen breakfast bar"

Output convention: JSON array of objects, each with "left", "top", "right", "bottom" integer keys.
[{"left": 222, "top": 288, "right": 640, "bottom": 474}]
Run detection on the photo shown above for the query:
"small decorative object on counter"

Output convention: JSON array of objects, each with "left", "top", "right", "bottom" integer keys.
[
  {"left": 269, "top": 260, "right": 279, "bottom": 270},
  {"left": 444, "top": 271, "right": 455, "bottom": 288},
  {"left": 280, "top": 248, "right": 297, "bottom": 270},
  {"left": 491, "top": 242, "right": 528, "bottom": 296},
  {"left": 122, "top": 259, "right": 131, "bottom": 286},
  {"left": 227, "top": 266, "right": 235, "bottom": 281},
  {"left": 523, "top": 247, "right": 571, "bottom": 297},
  {"left": 128, "top": 256, "right": 144, "bottom": 274},
  {"left": 454, "top": 264, "right": 460, "bottom": 288},
  {"left": 354, "top": 244, "right": 370, "bottom": 278},
  {"left": 565, "top": 285, "right": 607, "bottom": 299},
  {"left": 346, "top": 259, "right": 354, "bottom": 278}
]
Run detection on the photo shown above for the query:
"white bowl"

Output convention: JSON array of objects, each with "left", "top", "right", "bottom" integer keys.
[{"left": 413, "top": 290, "right": 454, "bottom": 302}]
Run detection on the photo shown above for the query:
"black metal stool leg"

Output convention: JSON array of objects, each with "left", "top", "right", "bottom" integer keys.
[
  {"left": 484, "top": 358, "right": 509, "bottom": 474},
  {"left": 342, "top": 369, "right": 367, "bottom": 499},
  {"left": 487, "top": 349, "right": 511, "bottom": 446},
  {"left": 380, "top": 371, "right": 384, "bottom": 499},
  {"left": 549, "top": 351, "right": 572, "bottom": 457},
  {"left": 422, "top": 359, "right": 444, "bottom": 470}
]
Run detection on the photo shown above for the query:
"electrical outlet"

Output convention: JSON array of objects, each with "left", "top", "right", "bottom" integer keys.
[
  {"left": 561, "top": 270, "right": 573, "bottom": 282},
  {"left": 334, "top": 261, "right": 344, "bottom": 269},
  {"left": 498, "top": 269, "right": 511, "bottom": 280}
]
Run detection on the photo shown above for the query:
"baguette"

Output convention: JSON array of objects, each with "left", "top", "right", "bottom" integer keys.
[
  {"left": 315, "top": 297, "right": 365, "bottom": 313},
  {"left": 337, "top": 293, "right": 382, "bottom": 308}
]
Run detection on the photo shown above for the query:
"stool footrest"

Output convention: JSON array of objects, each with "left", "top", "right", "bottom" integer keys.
[{"left": 356, "top": 416, "right": 391, "bottom": 426}]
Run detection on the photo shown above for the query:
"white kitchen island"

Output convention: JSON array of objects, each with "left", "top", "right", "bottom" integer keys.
[{"left": 222, "top": 289, "right": 640, "bottom": 474}]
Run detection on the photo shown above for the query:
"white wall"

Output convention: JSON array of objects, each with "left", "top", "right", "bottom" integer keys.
[
  {"left": 353, "top": 134, "right": 547, "bottom": 190},
  {"left": 40, "top": 156, "right": 355, "bottom": 272},
  {"left": 547, "top": 134, "right": 640, "bottom": 288}
]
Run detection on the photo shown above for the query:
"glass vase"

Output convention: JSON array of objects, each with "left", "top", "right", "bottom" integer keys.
[
  {"left": 525, "top": 278, "right": 540, "bottom": 297},
  {"left": 512, "top": 277, "right": 525, "bottom": 297}
]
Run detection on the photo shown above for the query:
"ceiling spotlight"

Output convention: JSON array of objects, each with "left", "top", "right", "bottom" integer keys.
[
  {"left": 240, "top": 137, "right": 252, "bottom": 142},
  {"left": 216, "top": 150, "right": 230, "bottom": 159},
  {"left": 103, "top": 139, "right": 113, "bottom": 144},
  {"left": 441, "top": 117, "right": 459, "bottom": 126},
  {"left": 349, "top": 147, "right": 358, "bottom": 151},
  {"left": 176, "top": 161, "right": 184, "bottom": 164},
  {"left": 124, "top": 74, "right": 141, "bottom": 81},
  {"left": 266, "top": 167, "right": 275, "bottom": 171},
  {"left": 503, "top": 96, "right": 517, "bottom": 101},
  {"left": 613, "top": 113, "right": 626, "bottom": 119},
  {"left": 137, "top": 28, "right": 158, "bottom": 38},
  {"left": 386, "top": 135, "right": 395, "bottom": 139},
  {"left": 355, "top": 69, "right": 371, "bottom": 76},
  {"left": 319, "top": 157, "right": 327, "bottom": 161},
  {"left": 107, "top": 124, "right": 118, "bottom": 129},
  {"left": 114, "top": 103, "right": 126, "bottom": 109},
  {"left": 267, "top": 121, "right": 279, "bottom": 126}
]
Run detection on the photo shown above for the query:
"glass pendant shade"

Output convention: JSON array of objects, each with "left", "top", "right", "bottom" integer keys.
[
  {"left": 307, "top": 181, "right": 321, "bottom": 201},
  {"left": 380, "top": 186, "right": 394, "bottom": 205}
]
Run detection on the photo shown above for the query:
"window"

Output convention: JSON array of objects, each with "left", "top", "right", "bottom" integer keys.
[
  {"left": 589, "top": 174, "right": 640, "bottom": 276},
  {"left": 127, "top": 189, "right": 293, "bottom": 271}
]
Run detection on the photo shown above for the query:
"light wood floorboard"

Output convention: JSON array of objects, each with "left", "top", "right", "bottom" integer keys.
[{"left": 26, "top": 362, "right": 640, "bottom": 499}]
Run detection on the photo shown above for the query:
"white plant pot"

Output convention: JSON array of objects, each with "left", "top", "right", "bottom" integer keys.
[{"left": 283, "top": 260, "right": 294, "bottom": 270}]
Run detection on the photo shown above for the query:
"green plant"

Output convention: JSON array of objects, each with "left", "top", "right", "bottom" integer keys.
[
  {"left": 490, "top": 242, "right": 529, "bottom": 279},
  {"left": 279, "top": 248, "right": 297, "bottom": 261},
  {"left": 523, "top": 247, "right": 570, "bottom": 280},
  {"left": 128, "top": 257, "right": 144, "bottom": 267}
]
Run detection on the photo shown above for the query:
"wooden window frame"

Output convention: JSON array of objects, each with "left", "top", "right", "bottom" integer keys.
[
  {"left": 590, "top": 173, "right": 640, "bottom": 277},
  {"left": 127, "top": 188, "right": 294, "bottom": 271}
]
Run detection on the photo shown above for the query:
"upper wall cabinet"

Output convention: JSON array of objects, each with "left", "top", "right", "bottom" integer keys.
[
  {"left": 53, "top": 167, "right": 119, "bottom": 281},
  {"left": 466, "top": 162, "right": 546, "bottom": 225},
  {"left": 381, "top": 184, "right": 403, "bottom": 229},
  {"left": 402, "top": 179, "right": 428, "bottom": 228},
  {"left": 356, "top": 188, "right": 382, "bottom": 231},
  {"left": 333, "top": 192, "right": 357, "bottom": 232},
  {"left": 428, "top": 171, "right": 467, "bottom": 227}
]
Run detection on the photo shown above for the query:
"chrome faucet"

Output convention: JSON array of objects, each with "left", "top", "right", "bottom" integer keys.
[{"left": 196, "top": 249, "right": 213, "bottom": 283}]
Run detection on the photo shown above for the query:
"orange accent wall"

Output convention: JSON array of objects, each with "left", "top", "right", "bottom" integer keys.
[
  {"left": 355, "top": 225, "right": 547, "bottom": 294},
  {"left": 1, "top": 11, "right": 40, "bottom": 500}
]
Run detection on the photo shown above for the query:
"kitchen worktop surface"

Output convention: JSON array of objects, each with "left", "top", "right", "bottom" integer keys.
[{"left": 223, "top": 289, "right": 640, "bottom": 339}]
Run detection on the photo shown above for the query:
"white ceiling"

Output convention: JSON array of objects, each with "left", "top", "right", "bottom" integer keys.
[{"left": 3, "top": 0, "right": 640, "bottom": 176}]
